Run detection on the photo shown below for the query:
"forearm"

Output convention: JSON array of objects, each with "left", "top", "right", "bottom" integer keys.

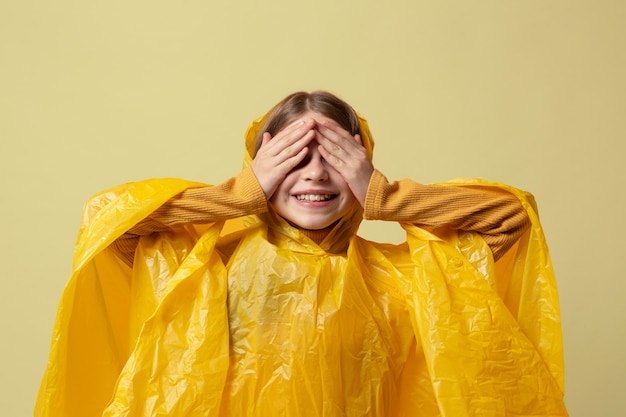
[
  {"left": 112, "top": 167, "right": 267, "bottom": 264},
  {"left": 363, "top": 170, "right": 530, "bottom": 260},
  {"left": 129, "top": 167, "right": 267, "bottom": 234}
]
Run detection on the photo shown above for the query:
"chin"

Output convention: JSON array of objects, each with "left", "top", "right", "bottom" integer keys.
[
  {"left": 295, "top": 218, "right": 340, "bottom": 231},
  {"left": 278, "top": 214, "right": 337, "bottom": 231}
]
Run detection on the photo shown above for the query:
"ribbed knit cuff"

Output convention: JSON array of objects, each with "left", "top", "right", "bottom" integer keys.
[
  {"left": 363, "top": 169, "right": 387, "bottom": 220},
  {"left": 238, "top": 166, "right": 269, "bottom": 213}
]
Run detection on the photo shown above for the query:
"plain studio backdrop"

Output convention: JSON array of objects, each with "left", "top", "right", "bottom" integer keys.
[{"left": 1, "top": 1, "right": 624, "bottom": 416}]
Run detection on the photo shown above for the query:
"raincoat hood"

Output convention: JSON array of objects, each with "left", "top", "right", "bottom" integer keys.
[{"left": 241, "top": 112, "right": 376, "bottom": 254}]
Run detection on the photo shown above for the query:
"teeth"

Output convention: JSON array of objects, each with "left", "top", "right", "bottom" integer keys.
[{"left": 296, "top": 194, "right": 333, "bottom": 202}]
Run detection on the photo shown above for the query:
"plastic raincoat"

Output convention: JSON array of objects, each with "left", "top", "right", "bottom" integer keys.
[{"left": 35, "top": 115, "right": 569, "bottom": 416}]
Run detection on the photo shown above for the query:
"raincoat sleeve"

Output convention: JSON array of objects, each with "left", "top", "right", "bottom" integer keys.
[
  {"left": 399, "top": 179, "right": 568, "bottom": 416},
  {"left": 363, "top": 170, "right": 530, "bottom": 260},
  {"left": 35, "top": 178, "right": 208, "bottom": 417},
  {"left": 35, "top": 170, "right": 267, "bottom": 417}
]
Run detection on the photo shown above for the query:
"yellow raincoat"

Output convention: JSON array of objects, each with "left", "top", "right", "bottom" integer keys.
[{"left": 36, "top": 116, "right": 568, "bottom": 416}]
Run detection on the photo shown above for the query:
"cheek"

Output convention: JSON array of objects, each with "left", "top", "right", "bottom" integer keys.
[
  {"left": 269, "top": 178, "right": 293, "bottom": 202},
  {"left": 341, "top": 194, "right": 357, "bottom": 209},
  {"left": 329, "top": 172, "right": 351, "bottom": 193}
]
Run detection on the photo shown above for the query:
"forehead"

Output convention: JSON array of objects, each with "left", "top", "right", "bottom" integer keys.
[{"left": 289, "top": 110, "right": 334, "bottom": 125}]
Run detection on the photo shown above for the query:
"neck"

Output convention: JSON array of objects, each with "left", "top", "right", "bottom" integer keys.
[{"left": 300, "top": 225, "right": 334, "bottom": 244}]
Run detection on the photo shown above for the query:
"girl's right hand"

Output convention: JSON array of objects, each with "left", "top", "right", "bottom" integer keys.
[{"left": 251, "top": 118, "right": 316, "bottom": 198}]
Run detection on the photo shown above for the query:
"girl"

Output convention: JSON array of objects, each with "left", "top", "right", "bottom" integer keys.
[{"left": 36, "top": 91, "right": 568, "bottom": 416}]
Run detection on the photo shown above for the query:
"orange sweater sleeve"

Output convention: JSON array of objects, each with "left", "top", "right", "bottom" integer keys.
[
  {"left": 112, "top": 167, "right": 267, "bottom": 265},
  {"left": 363, "top": 170, "right": 531, "bottom": 261}
]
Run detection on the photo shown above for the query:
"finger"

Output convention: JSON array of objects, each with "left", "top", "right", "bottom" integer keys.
[
  {"left": 316, "top": 129, "right": 364, "bottom": 164},
  {"left": 283, "top": 145, "right": 309, "bottom": 171},
  {"left": 261, "top": 131, "right": 272, "bottom": 147},
  {"left": 317, "top": 128, "right": 371, "bottom": 178},
  {"left": 316, "top": 123, "right": 363, "bottom": 155},
  {"left": 314, "top": 124, "right": 342, "bottom": 146},
  {"left": 274, "top": 118, "right": 316, "bottom": 143},
  {"left": 317, "top": 142, "right": 344, "bottom": 168},
  {"left": 259, "top": 122, "right": 315, "bottom": 158},
  {"left": 276, "top": 128, "right": 315, "bottom": 161},
  {"left": 315, "top": 121, "right": 349, "bottom": 144}
]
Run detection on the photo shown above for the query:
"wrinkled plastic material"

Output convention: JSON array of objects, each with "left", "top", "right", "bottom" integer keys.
[{"left": 36, "top": 116, "right": 568, "bottom": 416}]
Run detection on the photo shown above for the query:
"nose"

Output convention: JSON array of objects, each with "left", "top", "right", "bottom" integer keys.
[{"left": 301, "top": 150, "right": 329, "bottom": 182}]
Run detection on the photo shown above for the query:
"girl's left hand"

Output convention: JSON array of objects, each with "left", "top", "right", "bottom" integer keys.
[{"left": 316, "top": 120, "right": 374, "bottom": 207}]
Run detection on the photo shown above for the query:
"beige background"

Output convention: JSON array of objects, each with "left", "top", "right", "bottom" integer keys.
[{"left": 2, "top": 1, "right": 624, "bottom": 415}]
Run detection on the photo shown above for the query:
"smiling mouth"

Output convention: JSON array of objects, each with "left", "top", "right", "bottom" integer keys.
[{"left": 294, "top": 194, "right": 336, "bottom": 202}]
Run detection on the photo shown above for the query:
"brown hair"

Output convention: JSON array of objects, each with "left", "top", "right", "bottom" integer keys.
[{"left": 253, "top": 91, "right": 361, "bottom": 156}]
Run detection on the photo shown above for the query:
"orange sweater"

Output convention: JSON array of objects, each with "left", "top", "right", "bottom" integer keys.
[{"left": 113, "top": 168, "right": 530, "bottom": 265}]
